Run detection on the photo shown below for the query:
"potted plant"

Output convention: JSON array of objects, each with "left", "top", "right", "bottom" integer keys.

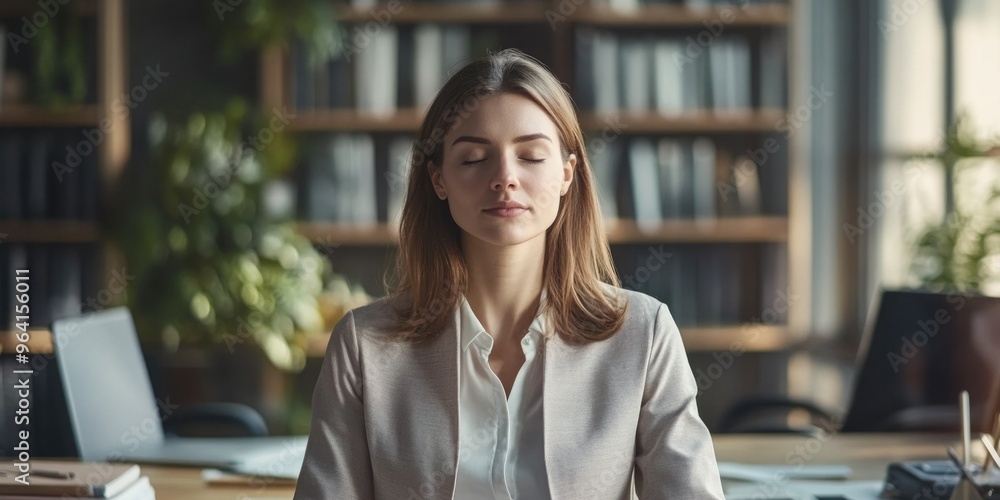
[
  {"left": 912, "top": 116, "right": 1000, "bottom": 293},
  {"left": 118, "top": 99, "right": 369, "bottom": 372}
]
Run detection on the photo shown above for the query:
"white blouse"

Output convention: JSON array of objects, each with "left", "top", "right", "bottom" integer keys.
[{"left": 453, "top": 292, "right": 551, "bottom": 500}]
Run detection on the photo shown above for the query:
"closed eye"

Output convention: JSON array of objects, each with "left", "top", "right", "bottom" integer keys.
[{"left": 461, "top": 158, "right": 546, "bottom": 165}]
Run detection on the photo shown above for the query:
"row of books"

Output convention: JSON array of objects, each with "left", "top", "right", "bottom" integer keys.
[
  {"left": 602, "top": 0, "right": 786, "bottom": 9},
  {"left": 293, "top": 23, "right": 496, "bottom": 112},
  {"left": 575, "top": 30, "right": 786, "bottom": 114},
  {"left": 613, "top": 243, "right": 788, "bottom": 326},
  {"left": 591, "top": 135, "right": 787, "bottom": 226},
  {"left": 295, "top": 133, "right": 786, "bottom": 225},
  {"left": 0, "top": 131, "right": 101, "bottom": 220},
  {"left": 0, "top": 460, "right": 153, "bottom": 499},
  {"left": 0, "top": 244, "right": 100, "bottom": 331},
  {"left": 299, "top": 134, "right": 411, "bottom": 224}
]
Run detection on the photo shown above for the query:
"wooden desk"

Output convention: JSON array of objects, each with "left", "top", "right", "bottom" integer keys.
[{"left": 139, "top": 433, "right": 961, "bottom": 499}]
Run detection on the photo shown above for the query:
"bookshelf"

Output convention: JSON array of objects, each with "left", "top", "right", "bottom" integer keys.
[
  {"left": 0, "top": 104, "right": 101, "bottom": 127},
  {"left": 0, "top": 0, "right": 129, "bottom": 349},
  {"left": 258, "top": 0, "right": 803, "bottom": 355},
  {"left": 573, "top": 3, "right": 789, "bottom": 26},
  {"left": 334, "top": 1, "right": 550, "bottom": 24}
]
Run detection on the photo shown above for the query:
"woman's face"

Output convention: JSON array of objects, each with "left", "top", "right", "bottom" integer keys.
[{"left": 429, "top": 92, "right": 576, "bottom": 249}]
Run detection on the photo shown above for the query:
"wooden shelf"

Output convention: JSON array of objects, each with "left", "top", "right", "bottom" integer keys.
[
  {"left": 0, "top": 0, "right": 97, "bottom": 17},
  {"left": 606, "top": 217, "right": 788, "bottom": 244},
  {"left": 2, "top": 325, "right": 793, "bottom": 358},
  {"left": 332, "top": 2, "right": 788, "bottom": 26},
  {"left": 579, "top": 109, "right": 787, "bottom": 134},
  {"left": 289, "top": 108, "right": 424, "bottom": 132},
  {"left": 3, "top": 324, "right": 792, "bottom": 357},
  {"left": 304, "top": 323, "right": 792, "bottom": 357},
  {"left": 574, "top": 4, "right": 789, "bottom": 27},
  {"left": 298, "top": 222, "right": 399, "bottom": 246},
  {"left": 0, "top": 104, "right": 100, "bottom": 128},
  {"left": 335, "top": 2, "right": 549, "bottom": 24},
  {"left": 0, "top": 330, "right": 53, "bottom": 356},
  {"left": 298, "top": 217, "right": 786, "bottom": 246},
  {"left": 288, "top": 108, "right": 787, "bottom": 133},
  {"left": 682, "top": 325, "right": 792, "bottom": 352},
  {"left": 0, "top": 220, "right": 102, "bottom": 243}
]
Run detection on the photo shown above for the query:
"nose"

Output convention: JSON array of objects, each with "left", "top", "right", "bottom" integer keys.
[{"left": 490, "top": 153, "right": 519, "bottom": 192}]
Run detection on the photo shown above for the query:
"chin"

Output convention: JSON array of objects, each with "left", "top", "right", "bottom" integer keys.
[{"left": 463, "top": 227, "right": 547, "bottom": 248}]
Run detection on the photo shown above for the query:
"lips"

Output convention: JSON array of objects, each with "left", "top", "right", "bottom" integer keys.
[
  {"left": 483, "top": 201, "right": 527, "bottom": 211},
  {"left": 483, "top": 201, "right": 527, "bottom": 218}
]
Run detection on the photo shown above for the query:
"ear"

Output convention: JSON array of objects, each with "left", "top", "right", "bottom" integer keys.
[
  {"left": 428, "top": 161, "right": 447, "bottom": 200},
  {"left": 561, "top": 153, "right": 577, "bottom": 196}
]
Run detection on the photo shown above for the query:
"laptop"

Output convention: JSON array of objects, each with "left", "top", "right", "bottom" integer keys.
[
  {"left": 841, "top": 289, "right": 1000, "bottom": 432},
  {"left": 52, "top": 307, "right": 307, "bottom": 478}
]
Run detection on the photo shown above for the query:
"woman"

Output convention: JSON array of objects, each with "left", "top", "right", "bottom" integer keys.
[{"left": 295, "top": 49, "right": 724, "bottom": 499}]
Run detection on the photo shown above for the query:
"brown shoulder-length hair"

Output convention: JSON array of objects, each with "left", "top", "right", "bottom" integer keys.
[{"left": 385, "top": 48, "right": 627, "bottom": 345}]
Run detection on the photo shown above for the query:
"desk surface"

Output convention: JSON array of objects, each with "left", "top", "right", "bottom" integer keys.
[{"left": 139, "top": 433, "right": 960, "bottom": 499}]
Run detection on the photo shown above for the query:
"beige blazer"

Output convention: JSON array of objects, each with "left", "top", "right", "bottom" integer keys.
[{"left": 294, "top": 285, "right": 725, "bottom": 500}]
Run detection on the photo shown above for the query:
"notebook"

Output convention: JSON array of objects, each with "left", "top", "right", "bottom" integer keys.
[{"left": 0, "top": 460, "right": 141, "bottom": 497}]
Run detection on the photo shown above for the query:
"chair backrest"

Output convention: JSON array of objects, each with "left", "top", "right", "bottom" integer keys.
[
  {"left": 842, "top": 290, "right": 1000, "bottom": 432},
  {"left": 51, "top": 307, "right": 166, "bottom": 460}
]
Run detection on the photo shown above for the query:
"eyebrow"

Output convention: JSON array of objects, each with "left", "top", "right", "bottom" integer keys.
[{"left": 450, "top": 133, "right": 552, "bottom": 147}]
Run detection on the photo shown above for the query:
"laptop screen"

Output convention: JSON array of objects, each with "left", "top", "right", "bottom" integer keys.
[
  {"left": 843, "top": 290, "right": 1000, "bottom": 432},
  {"left": 52, "top": 307, "right": 166, "bottom": 460}
]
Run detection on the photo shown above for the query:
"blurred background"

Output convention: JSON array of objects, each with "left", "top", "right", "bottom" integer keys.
[{"left": 1, "top": 0, "right": 999, "bottom": 455}]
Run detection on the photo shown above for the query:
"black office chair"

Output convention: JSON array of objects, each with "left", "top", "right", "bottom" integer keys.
[
  {"left": 162, "top": 402, "right": 269, "bottom": 438},
  {"left": 718, "top": 290, "right": 1000, "bottom": 435}
]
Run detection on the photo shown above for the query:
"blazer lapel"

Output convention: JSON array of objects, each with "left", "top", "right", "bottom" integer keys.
[
  {"left": 366, "top": 303, "right": 461, "bottom": 499},
  {"left": 418, "top": 305, "right": 461, "bottom": 498},
  {"left": 542, "top": 335, "right": 569, "bottom": 499}
]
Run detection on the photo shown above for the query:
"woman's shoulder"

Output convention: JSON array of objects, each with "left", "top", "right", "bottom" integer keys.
[
  {"left": 339, "top": 295, "right": 400, "bottom": 332},
  {"left": 598, "top": 282, "right": 669, "bottom": 321}
]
